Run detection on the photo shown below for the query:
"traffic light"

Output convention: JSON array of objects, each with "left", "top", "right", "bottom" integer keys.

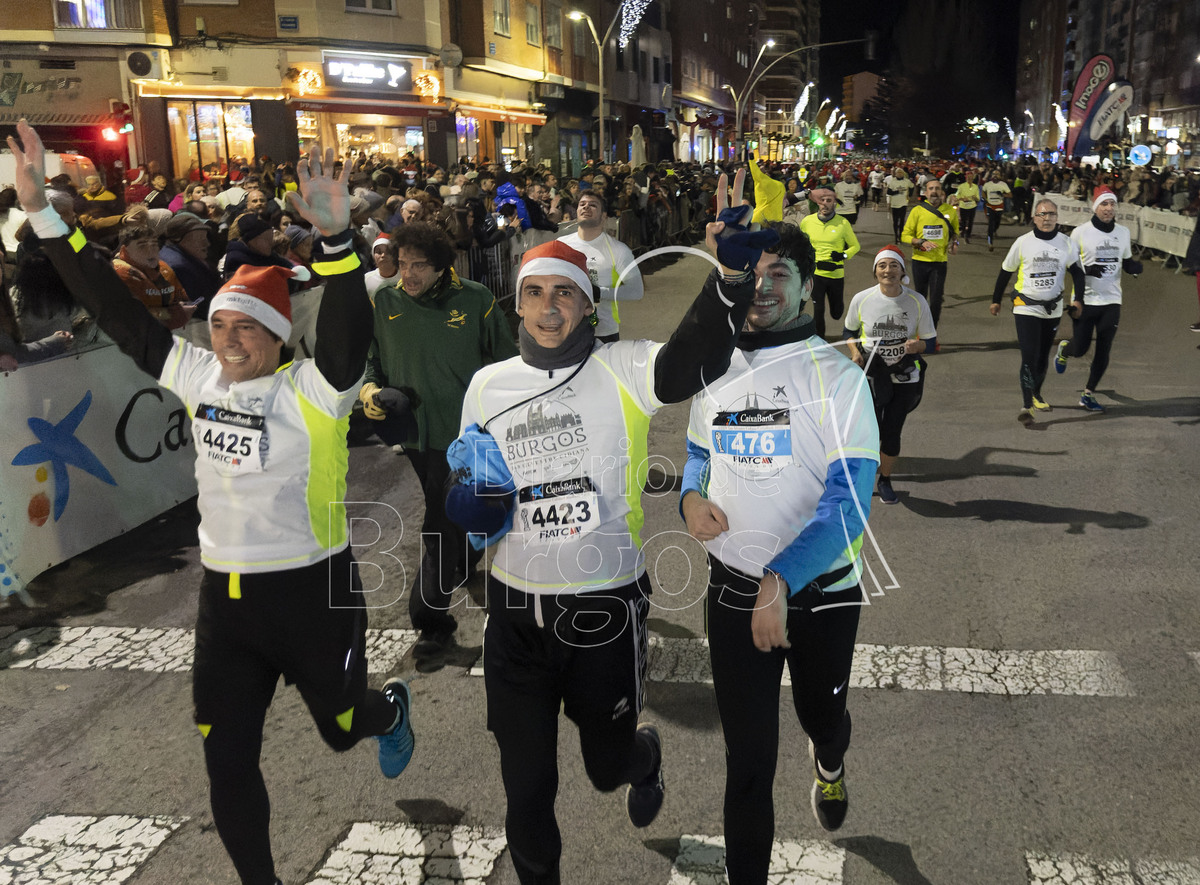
[
  {"left": 114, "top": 102, "right": 133, "bottom": 133},
  {"left": 864, "top": 30, "right": 879, "bottom": 62}
]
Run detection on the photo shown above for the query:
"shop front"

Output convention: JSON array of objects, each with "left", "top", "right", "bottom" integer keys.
[
  {"left": 454, "top": 105, "right": 546, "bottom": 169},
  {"left": 284, "top": 52, "right": 453, "bottom": 169}
]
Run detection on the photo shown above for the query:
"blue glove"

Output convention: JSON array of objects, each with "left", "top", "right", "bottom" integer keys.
[
  {"left": 715, "top": 206, "right": 781, "bottom": 272},
  {"left": 446, "top": 424, "right": 517, "bottom": 549}
]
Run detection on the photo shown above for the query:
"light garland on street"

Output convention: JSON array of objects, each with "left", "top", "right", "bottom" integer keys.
[
  {"left": 619, "top": 0, "right": 651, "bottom": 48},
  {"left": 793, "top": 83, "right": 812, "bottom": 126},
  {"left": 1054, "top": 104, "right": 1068, "bottom": 143}
]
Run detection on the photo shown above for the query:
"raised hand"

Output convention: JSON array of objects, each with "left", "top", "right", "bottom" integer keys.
[
  {"left": 6, "top": 120, "right": 49, "bottom": 213},
  {"left": 285, "top": 145, "right": 352, "bottom": 238},
  {"left": 705, "top": 169, "right": 780, "bottom": 275}
]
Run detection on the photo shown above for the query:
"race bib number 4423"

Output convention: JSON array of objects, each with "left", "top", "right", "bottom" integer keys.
[{"left": 516, "top": 476, "right": 598, "bottom": 541}]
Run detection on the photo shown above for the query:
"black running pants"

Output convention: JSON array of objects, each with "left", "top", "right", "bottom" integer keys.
[
  {"left": 193, "top": 550, "right": 399, "bottom": 885},
  {"left": 810, "top": 275, "right": 845, "bottom": 338},
  {"left": 1063, "top": 303, "right": 1120, "bottom": 391},
  {"left": 1014, "top": 312, "right": 1060, "bottom": 408},
  {"left": 706, "top": 557, "right": 859, "bottom": 885}
]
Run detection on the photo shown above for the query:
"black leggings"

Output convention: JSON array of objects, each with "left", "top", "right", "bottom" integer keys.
[
  {"left": 869, "top": 373, "right": 924, "bottom": 458},
  {"left": 986, "top": 207, "right": 1003, "bottom": 242},
  {"left": 1063, "top": 303, "right": 1121, "bottom": 391},
  {"left": 484, "top": 576, "right": 657, "bottom": 885},
  {"left": 1014, "top": 312, "right": 1060, "bottom": 408},
  {"left": 193, "top": 550, "right": 399, "bottom": 885},
  {"left": 959, "top": 206, "right": 976, "bottom": 240},
  {"left": 911, "top": 261, "right": 947, "bottom": 329},
  {"left": 706, "top": 557, "right": 859, "bottom": 885},
  {"left": 810, "top": 275, "right": 845, "bottom": 338},
  {"left": 891, "top": 206, "right": 907, "bottom": 241}
]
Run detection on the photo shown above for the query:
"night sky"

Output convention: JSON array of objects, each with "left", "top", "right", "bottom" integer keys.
[{"left": 818, "top": 0, "right": 1020, "bottom": 129}]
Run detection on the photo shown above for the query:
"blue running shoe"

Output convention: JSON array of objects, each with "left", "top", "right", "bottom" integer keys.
[
  {"left": 1055, "top": 340, "right": 1069, "bottom": 374},
  {"left": 376, "top": 678, "right": 414, "bottom": 778},
  {"left": 877, "top": 476, "right": 899, "bottom": 505},
  {"left": 1079, "top": 392, "right": 1105, "bottom": 413}
]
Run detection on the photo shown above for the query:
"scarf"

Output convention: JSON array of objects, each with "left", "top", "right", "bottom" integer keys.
[
  {"left": 737, "top": 314, "right": 819, "bottom": 351},
  {"left": 1090, "top": 214, "right": 1116, "bottom": 233},
  {"left": 518, "top": 319, "right": 596, "bottom": 370}
]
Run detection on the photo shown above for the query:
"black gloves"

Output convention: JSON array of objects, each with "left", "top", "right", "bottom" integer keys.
[{"left": 816, "top": 260, "right": 840, "bottom": 272}]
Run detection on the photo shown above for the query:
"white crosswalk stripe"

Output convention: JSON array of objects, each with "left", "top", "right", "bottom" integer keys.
[
  {"left": 669, "top": 834, "right": 844, "bottom": 884},
  {"left": 0, "top": 814, "right": 186, "bottom": 884},
  {"left": 305, "top": 821, "right": 507, "bottom": 884},
  {"left": 1026, "top": 851, "right": 1200, "bottom": 883},
  {"left": 0, "top": 626, "right": 416, "bottom": 675},
  {"left": 647, "top": 637, "right": 1135, "bottom": 696},
  {"left": 474, "top": 637, "right": 1135, "bottom": 697}
]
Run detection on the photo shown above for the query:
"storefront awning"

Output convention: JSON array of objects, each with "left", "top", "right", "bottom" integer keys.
[
  {"left": 0, "top": 111, "right": 110, "bottom": 125},
  {"left": 454, "top": 104, "right": 546, "bottom": 126},
  {"left": 290, "top": 97, "right": 449, "bottom": 117}
]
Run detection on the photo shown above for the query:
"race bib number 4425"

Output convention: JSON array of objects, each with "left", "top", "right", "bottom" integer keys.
[{"left": 194, "top": 403, "right": 265, "bottom": 475}]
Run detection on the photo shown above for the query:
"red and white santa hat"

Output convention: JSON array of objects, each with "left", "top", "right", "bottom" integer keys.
[
  {"left": 1092, "top": 187, "right": 1117, "bottom": 212},
  {"left": 873, "top": 244, "right": 909, "bottom": 283},
  {"left": 514, "top": 240, "right": 593, "bottom": 308},
  {"left": 372, "top": 232, "right": 391, "bottom": 251},
  {"left": 209, "top": 264, "right": 308, "bottom": 341}
]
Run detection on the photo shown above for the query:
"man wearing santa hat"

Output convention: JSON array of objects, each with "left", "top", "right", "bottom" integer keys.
[
  {"left": 445, "top": 170, "right": 777, "bottom": 885},
  {"left": 1054, "top": 188, "right": 1142, "bottom": 413},
  {"left": 8, "top": 120, "right": 414, "bottom": 885}
]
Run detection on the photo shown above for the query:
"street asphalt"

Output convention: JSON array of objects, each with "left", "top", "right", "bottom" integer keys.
[{"left": 2, "top": 203, "right": 1199, "bottom": 884}]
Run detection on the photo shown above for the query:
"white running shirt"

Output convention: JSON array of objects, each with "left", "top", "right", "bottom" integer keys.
[
  {"left": 1002, "top": 231, "right": 1081, "bottom": 319},
  {"left": 1070, "top": 221, "right": 1132, "bottom": 305}
]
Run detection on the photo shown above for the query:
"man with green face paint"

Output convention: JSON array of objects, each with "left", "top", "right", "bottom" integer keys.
[{"left": 681, "top": 223, "right": 880, "bottom": 880}]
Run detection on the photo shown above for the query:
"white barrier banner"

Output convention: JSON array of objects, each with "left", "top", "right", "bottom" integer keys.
[
  {"left": 1, "top": 344, "right": 197, "bottom": 600},
  {"left": 1037, "top": 197, "right": 1195, "bottom": 257}
]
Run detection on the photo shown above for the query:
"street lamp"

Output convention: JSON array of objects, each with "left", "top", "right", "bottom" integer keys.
[
  {"left": 722, "top": 38, "right": 774, "bottom": 162},
  {"left": 568, "top": 7, "right": 623, "bottom": 163},
  {"left": 919, "top": 129, "right": 929, "bottom": 154}
]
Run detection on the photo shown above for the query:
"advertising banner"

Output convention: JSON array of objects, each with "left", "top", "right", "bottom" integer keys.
[
  {"left": 1074, "top": 81, "right": 1134, "bottom": 158},
  {"left": 1, "top": 345, "right": 197, "bottom": 601},
  {"left": 1067, "top": 55, "right": 1116, "bottom": 157}
]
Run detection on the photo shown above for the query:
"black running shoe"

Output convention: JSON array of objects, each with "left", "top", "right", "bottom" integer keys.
[{"left": 626, "top": 725, "right": 664, "bottom": 828}]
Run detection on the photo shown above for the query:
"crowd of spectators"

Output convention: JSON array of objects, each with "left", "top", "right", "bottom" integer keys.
[{"left": 3, "top": 148, "right": 1197, "bottom": 371}]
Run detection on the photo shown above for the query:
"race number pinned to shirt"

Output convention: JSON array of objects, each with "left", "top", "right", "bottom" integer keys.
[
  {"left": 869, "top": 337, "right": 908, "bottom": 367},
  {"left": 922, "top": 224, "right": 945, "bottom": 241},
  {"left": 1028, "top": 271, "right": 1057, "bottom": 292},
  {"left": 194, "top": 403, "right": 266, "bottom": 476},
  {"left": 711, "top": 408, "right": 792, "bottom": 475},
  {"left": 515, "top": 476, "right": 597, "bottom": 541}
]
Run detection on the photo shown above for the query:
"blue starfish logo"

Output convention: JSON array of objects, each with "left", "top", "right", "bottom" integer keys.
[{"left": 12, "top": 391, "right": 116, "bottom": 521}]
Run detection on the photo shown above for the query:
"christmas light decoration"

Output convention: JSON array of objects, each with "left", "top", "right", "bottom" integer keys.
[
  {"left": 793, "top": 83, "right": 811, "bottom": 126},
  {"left": 1054, "top": 104, "right": 1067, "bottom": 142},
  {"left": 619, "top": 0, "right": 651, "bottom": 48}
]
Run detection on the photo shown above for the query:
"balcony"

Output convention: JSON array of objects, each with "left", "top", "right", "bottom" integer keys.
[{"left": 54, "top": 0, "right": 143, "bottom": 29}]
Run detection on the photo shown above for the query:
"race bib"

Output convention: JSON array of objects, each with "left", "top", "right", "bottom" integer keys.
[
  {"left": 194, "top": 403, "right": 265, "bottom": 476},
  {"left": 1028, "top": 271, "right": 1057, "bottom": 291},
  {"left": 922, "top": 224, "right": 944, "bottom": 241},
  {"left": 870, "top": 337, "right": 908, "bottom": 367},
  {"left": 1097, "top": 257, "right": 1119, "bottom": 277},
  {"left": 711, "top": 409, "right": 792, "bottom": 475},
  {"left": 515, "top": 477, "right": 598, "bottom": 541}
]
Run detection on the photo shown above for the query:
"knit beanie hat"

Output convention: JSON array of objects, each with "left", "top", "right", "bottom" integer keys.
[
  {"left": 235, "top": 212, "right": 272, "bottom": 243},
  {"left": 209, "top": 265, "right": 304, "bottom": 340},
  {"left": 514, "top": 240, "right": 594, "bottom": 308}
]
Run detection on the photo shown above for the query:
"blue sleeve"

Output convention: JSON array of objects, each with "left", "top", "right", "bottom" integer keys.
[
  {"left": 679, "top": 438, "right": 711, "bottom": 519},
  {"left": 766, "top": 457, "right": 875, "bottom": 595}
]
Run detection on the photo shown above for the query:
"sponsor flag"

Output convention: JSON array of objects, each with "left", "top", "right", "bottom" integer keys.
[{"left": 1067, "top": 54, "right": 1116, "bottom": 157}]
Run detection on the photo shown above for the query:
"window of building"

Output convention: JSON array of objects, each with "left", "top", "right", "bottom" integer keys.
[
  {"left": 54, "top": 0, "right": 144, "bottom": 28},
  {"left": 653, "top": 56, "right": 660, "bottom": 83},
  {"left": 167, "top": 101, "right": 254, "bottom": 180},
  {"left": 545, "top": 0, "right": 561, "bottom": 48},
  {"left": 616, "top": 47, "right": 624, "bottom": 71},
  {"left": 345, "top": 0, "right": 394, "bottom": 11},
  {"left": 526, "top": 2, "right": 540, "bottom": 44},
  {"left": 573, "top": 17, "right": 587, "bottom": 55},
  {"left": 495, "top": 0, "right": 511, "bottom": 36},
  {"left": 664, "top": 60, "right": 672, "bottom": 83}
]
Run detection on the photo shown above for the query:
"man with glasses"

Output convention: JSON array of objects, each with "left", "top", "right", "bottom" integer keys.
[
  {"left": 989, "top": 198, "right": 1086, "bottom": 424},
  {"left": 360, "top": 221, "right": 518, "bottom": 663}
]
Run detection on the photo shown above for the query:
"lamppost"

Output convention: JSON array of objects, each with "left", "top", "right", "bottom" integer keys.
[
  {"left": 722, "top": 38, "right": 774, "bottom": 162},
  {"left": 1023, "top": 108, "right": 1035, "bottom": 154},
  {"left": 727, "top": 37, "right": 872, "bottom": 161},
  {"left": 919, "top": 130, "right": 928, "bottom": 154},
  {"left": 568, "top": 7, "right": 623, "bottom": 164}
]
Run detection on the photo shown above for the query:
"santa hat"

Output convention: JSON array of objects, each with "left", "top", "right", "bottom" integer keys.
[
  {"left": 209, "top": 264, "right": 309, "bottom": 341},
  {"left": 514, "top": 240, "right": 593, "bottom": 308},
  {"left": 874, "top": 245, "right": 909, "bottom": 284},
  {"left": 372, "top": 232, "right": 391, "bottom": 251},
  {"left": 1092, "top": 188, "right": 1117, "bottom": 212}
]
